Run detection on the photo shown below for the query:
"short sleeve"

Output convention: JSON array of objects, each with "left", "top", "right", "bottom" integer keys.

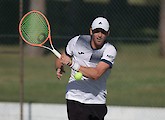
[
  {"left": 65, "top": 35, "right": 80, "bottom": 57},
  {"left": 101, "top": 45, "right": 117, "bottom": 68}
]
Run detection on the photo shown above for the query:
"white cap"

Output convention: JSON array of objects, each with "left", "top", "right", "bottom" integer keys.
[{"left": 91, "top": 17, "right": 110, "bottom": 32}]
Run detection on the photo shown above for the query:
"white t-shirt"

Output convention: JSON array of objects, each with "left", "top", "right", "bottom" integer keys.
[{"left": 65, "top": 35, "right": 117, "bottom": 104}]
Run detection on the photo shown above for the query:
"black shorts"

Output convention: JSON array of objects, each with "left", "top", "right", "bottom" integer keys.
[{"left": 66, "top": 99, "right": 107, "bottom": 120}]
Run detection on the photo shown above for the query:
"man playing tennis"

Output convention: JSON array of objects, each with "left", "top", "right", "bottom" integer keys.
[{"left": 55, "top": 17, "right": 117, "bottom": 120}]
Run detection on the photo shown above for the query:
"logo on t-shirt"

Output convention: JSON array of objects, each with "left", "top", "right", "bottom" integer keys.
[
  {"left": 107, "top": 55, "right": 114, "bottom": 62},
  {"left": 78, "top": 52, "right": 84, "bottom": 54}
]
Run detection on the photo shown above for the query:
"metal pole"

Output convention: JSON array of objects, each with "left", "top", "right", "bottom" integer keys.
[{"left": 19, "top": 0, "right": 24, "bottom": 120}]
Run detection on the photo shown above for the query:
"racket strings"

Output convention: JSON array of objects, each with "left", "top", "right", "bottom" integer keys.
[
  {"left": 21, "top": 14, "right": 36, "bottom": 42},
  {"left": 22, "top": 27, "right": 31, "bottom": 42},
  {"left": 36, "top": 13, "right": 49, "bottom": 31},
  {"left": 21, "top": 12, "right": 49, "bottom": 45}
]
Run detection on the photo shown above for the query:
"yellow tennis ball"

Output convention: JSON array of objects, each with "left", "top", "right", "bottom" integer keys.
[{"left": 74, "top": 72, "right": 83, "bottom": 80}]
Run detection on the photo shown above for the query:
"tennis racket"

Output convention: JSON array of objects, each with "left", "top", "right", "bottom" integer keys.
[{"left": 19, "top": 10, "right": 61, "bottom": 58}]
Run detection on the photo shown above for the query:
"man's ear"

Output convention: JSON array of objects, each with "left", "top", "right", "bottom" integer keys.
[
  {"left": 90, "top": 28, "right": 93, "bottom": 35},
  {"left": 107, "top": 30, "right": 110, "bottom": 36}
]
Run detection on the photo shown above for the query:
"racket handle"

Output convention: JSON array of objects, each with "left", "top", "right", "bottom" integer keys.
[{"left": 52, "top": 49, "right": 61, "bottom": 58}]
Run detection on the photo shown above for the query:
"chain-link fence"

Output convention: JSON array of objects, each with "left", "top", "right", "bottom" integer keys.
[
  {"left": 0, "top": 0, "right": 160, "bottom": 45},
  {"left": 0, "top": 0, "right": 164, "bottom": 120}
]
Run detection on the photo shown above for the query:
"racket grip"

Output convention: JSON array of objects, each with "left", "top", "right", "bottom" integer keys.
[{"left": 52, "top": 49, "right": 61, "bottom": 58}]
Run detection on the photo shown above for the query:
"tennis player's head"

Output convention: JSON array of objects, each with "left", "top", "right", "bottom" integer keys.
[
  {"left": 90, "top": 17, "right": 110, "bottom": 48},
  {"left": 90, "top": 17, "right": 110, "bottom": 36}
]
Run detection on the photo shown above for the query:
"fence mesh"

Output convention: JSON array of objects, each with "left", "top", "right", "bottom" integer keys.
[{"left": 0, "top": 0, "right": 164, "bottom": 120}]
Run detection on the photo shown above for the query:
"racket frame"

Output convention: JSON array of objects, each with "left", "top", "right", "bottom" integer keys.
[{"left": 19, "top": 10, "right": 61, "bottom": 58}]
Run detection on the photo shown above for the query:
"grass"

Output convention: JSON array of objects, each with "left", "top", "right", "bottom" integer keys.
[
  {"left": 0, "top": 42, "right": 165, "bottom": 107},
  {"left": 108, "top": 42, "right": 165, "bottom": 107}
]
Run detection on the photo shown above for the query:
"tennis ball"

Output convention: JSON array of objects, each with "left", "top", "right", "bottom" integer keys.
[{"left": 74, "top": 72, "right": 83, "bottom": 80}]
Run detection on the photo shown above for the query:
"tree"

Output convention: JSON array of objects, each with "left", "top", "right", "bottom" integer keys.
[
  {"left": 24, "top": 0, "right": 46, "bottom": 56},
  {"left": 159, "top": 0, "right": 165, "bottom": 57}
]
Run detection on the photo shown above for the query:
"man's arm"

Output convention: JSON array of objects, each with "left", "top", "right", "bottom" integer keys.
[
  {"left": 59, "top": 51, "right": 112, "bottom": 80},
  {"left": 55, "top": 52, "right": 68, "bottom": 80},
  {"left": 60, "top": 55, "right": 110, "bottom": 80},
  {"left": 78, "top": 61, "right": 110, "bottom": 80}
]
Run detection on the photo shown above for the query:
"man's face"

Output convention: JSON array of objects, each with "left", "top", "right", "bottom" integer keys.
[{"left": 90, "top": 28, "right": 109, "bottom": 48}]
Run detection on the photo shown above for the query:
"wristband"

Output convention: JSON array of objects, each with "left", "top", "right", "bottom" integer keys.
[
  {"left": 70, "top": 61, "right": 80, "bottom": 71},
  {"left": 56, "top": 68, "right": 62, "bottom": 73},
  {"left": 56, "top": 68, "right": 60, "bottom": 71}
]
